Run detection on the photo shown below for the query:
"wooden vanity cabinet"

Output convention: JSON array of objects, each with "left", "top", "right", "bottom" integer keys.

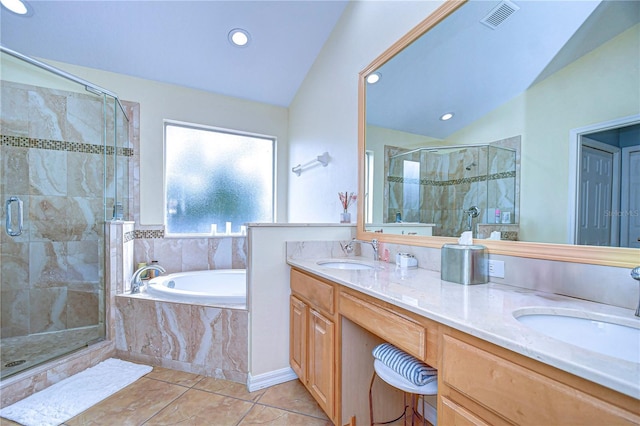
[
  {"left": 290, "top": 267, "right": 640, "bottom": 426},
  {"left": 440, "top": 330, "right": 640, "bottom": 426},
  {"left": 289, "top": 269, "right": 337, "bottom": 422}
]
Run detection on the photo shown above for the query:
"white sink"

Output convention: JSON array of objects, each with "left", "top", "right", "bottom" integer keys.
[
  {"left": 316, "top": 260, "right": 375, "bottom": 270},
  {"left": 514, "top": 308, "right": 640, "bottom": 363}
]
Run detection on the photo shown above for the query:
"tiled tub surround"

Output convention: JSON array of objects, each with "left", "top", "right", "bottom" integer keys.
[
  {"left": 132, "top": 233, "right": 247, "bottom": 279},
  {"left": 111, "top": 230, "right": 249, "bottom": 383},
  {"left": 114, "top": 297, "right": 248, "bottom": 383},
  {"left": 286, "top": 241, "right": 640, "bottom": 399},
  {"left": 105, "top": 221, "right": 135, "bottom": 341}
]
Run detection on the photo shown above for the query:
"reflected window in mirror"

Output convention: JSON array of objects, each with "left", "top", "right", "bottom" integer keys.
[{"left": 365, "top": 150, "right": 374, "bottom": 224}]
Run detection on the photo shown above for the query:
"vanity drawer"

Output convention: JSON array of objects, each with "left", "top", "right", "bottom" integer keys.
[
  {"left": 339, "top": 291, "right": 426, "bottom": 360},
  {"left": 290, "top": 269, "right": 334, "bottom": 315},
  {"left": 442, "top": 334, "right": 639, "bottom": 425}
]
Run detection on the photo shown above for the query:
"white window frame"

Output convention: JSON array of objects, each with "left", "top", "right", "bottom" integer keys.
[{"left": 163, "top": 119, "right": 276, "bottom": 237}]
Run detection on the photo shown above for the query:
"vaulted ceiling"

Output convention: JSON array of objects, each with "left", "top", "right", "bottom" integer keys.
[
  {"left": 365, "top": 0, "right": 639, "bottom": 139},
  {"left": 2, "top": 0, "right": 637, "bottom": 132},
  {"left": 0, "top": 0, "right": 349, "bottom": 107}
]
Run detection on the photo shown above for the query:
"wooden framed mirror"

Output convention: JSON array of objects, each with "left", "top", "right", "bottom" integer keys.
[{"left": 357, "top": 0, "right": 639, "bottom": 268}]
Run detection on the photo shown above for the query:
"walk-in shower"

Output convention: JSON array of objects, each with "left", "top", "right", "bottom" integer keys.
[
  {"left": 0, "top": 46, "right": 130, "bottom": 379},
  {"left": 385, "top": 143, "right": 518, "bottom": 237}
]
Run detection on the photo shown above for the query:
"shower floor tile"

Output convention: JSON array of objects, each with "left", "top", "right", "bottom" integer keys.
[
  {"left": 0, "top": 326, "right": 103, "bottom": 379},
  {"left": 1, "top": 364, "right": 331, "bottom": 425}
]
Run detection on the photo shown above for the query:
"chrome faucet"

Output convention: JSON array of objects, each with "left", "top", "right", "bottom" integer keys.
[
  {"left": 130, "top": 264, "right": 166, "bottom": 294},
  {"left": 343, "top": 238, "right": 379, "bottom": 261},
  {"left": 631, "top": 266, "right": 640, "bottom": 317},
  {"left": 464, "top": 205, "right": 479, "bottom": 233}
]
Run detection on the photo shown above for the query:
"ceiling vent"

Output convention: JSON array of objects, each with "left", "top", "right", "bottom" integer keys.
[{"left": 480, "top": 0, "right": 520, "bottom": 30}]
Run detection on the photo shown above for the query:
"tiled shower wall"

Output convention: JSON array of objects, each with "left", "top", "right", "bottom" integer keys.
[
  {"left": 0, "top": 80, "right": 131, "bottom": 339},
  {"left": 385, "top": 136, "right": 520, "bottom": 238}
]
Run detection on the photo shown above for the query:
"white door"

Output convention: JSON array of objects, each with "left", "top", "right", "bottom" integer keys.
[
  {"left": 621, "top": 146, "right": 640, "bottom": 248},
  {"left": 578, "top": 145, "right": 615, "bottom": 246}
]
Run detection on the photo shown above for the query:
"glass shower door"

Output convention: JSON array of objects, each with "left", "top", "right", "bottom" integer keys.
[{"left": 0, "top": 49, "right": 112, "bottom": 379}]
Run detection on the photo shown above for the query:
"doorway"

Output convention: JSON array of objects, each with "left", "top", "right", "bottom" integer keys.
[{"left": 570, "top": 116, "right": 640, "bottom": 247}]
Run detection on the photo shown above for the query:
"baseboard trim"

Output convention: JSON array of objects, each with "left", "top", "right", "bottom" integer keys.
[{"left": 247, "top": 367, "right": 298, "bottom": 392}]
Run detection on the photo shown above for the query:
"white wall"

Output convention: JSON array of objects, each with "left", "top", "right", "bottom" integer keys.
[
  {"left": 247, "top": 224, "right": 354, "bottom": 390},
  {"left": 366, "top": 125, "right": 440, "bottom": 224},
  {"left": 40, "top": 59, "right": 290, "bottom": 226},
  {"left": 444, "top": 24, "right": 639, "bottom": 243},
  {"left": 287, "top": 1, "right": 444, "bottom": 222},
  {"left": 37, "top": 1, "right": 448, "bottom": 226}
]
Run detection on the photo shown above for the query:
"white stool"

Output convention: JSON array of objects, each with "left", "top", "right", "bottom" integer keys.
[{"left": 369, "top": 359, "right": 437, "bottom": 426}]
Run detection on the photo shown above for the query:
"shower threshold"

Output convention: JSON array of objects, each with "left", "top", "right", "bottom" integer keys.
[{"left": 0, "top": 326, "right": 104, "bottom": 380}]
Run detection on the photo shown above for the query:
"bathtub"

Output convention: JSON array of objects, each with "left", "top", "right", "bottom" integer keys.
[{"left": 146, "top": 269, "right": 246, "bottom": 305}]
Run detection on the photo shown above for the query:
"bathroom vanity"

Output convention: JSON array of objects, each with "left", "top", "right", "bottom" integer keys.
[{"left": 288, "top": 258, "right": 640, "bottom": 426}]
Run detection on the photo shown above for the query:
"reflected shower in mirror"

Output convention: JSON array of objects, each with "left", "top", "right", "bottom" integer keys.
[{"left": 367, "top": 136, "right": 519, "bottom": 239}]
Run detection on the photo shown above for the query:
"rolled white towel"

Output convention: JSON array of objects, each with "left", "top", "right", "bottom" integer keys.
[{"left": 372, "top": 343, "right": 436, "bottom": 386}]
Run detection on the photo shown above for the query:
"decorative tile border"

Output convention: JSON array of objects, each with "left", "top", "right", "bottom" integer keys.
[
  {"left": 388, "top": 170, "right": 516, "bottom": 186},
  {"left": 134, "top": 229, "right": 165, "bottom": 239},
  {"left": 1, "top": 134, "right": 134, "bottom": 157},
  {"left": 124, "top": 231, "right": 136, "bottom": 243},
  {"left": 501, "top": 231, "right": 518, "bottom": 241},
  {"left": 131, "top": 228, "right": 251, "bottom": 240}
]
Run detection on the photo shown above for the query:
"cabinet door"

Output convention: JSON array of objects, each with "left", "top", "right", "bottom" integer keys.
[
  {"left": 308, "top": 308, "right": 335, "bottom": 419},
  {"left": 440, "top": 397, "right": 491, "bottom": 426},
  {"left": 290, "top": 296, "right": 307, "bottom": 381}
]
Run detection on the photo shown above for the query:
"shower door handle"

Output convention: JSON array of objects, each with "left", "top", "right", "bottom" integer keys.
[{"left": 5, "top": 196, "right": 24, "bottom": 237}]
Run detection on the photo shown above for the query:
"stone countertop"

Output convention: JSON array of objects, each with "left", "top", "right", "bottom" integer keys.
[{"left": 287, "top": 256, "right": 640, "bottom": 400}]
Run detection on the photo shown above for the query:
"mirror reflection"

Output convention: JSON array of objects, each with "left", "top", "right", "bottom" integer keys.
[{"left": 364, "top": 0, "right": 639, "bottom": 248}]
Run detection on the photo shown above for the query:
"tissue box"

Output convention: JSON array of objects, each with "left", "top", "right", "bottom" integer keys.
[{"left": 441, "top": 244, "right": 488, "bottom": 285}]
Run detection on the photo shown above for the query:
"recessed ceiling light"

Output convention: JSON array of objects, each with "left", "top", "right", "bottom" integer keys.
[
  {"left": 366, "top": 72, "right": 381, "bottom": 84},
  {"left": 1, "top": 0, "right": 28, "bottom": 15},
  {"left": 440, "top": 112, "right": 454, "bottom": 121},
  {"left": 228, "top": 28, "right": 251, "bottom": 47}
]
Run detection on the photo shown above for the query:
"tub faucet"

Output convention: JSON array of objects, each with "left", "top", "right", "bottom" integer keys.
[
  {"left": 343, "top": 238, "right": 379, "bottom": 261},
  {"left": 631, "top": 266, "right": 640, "bottom": 317},
  {"left": 130, "top": 264, "right": 166, "bottom": 294}
]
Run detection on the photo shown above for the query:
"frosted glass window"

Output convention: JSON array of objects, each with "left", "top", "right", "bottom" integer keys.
[
  {"left": 165, "top": 122, "right": 274, "bottom": 235},
  {"left": 403, "top": 160, "right": 420, "bottom": 212}
]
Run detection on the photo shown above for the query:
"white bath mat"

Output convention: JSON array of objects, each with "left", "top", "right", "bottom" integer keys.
[{"left": 0, "top": 358, "right": 152, "bottom": 426}]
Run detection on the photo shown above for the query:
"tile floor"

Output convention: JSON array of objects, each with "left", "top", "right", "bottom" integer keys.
[{"left": 0, "top": 366, "right": 332, "bottom": 426}]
